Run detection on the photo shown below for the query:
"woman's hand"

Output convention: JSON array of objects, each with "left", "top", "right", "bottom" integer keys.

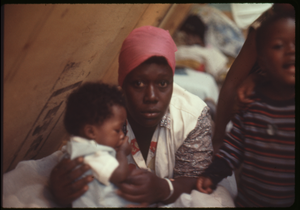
[
  {"left": 116, "top": 168, "right": 169, "bottom": 205},
  {"left": 196, "top": 176, "right": 215, "bottom": 194},
  {"left": 49, "top": 157, "right": 93, "bottom": 207},
  {"left": 231, "top": 73, "right": 256, "bottom": 117},
  {"left": 237, "top": 73, "right": 256, "bottom": 105}
]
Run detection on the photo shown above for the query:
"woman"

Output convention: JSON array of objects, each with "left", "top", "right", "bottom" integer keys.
[{"left": 50, "top": 26, "right": 221, "bottom": 207}]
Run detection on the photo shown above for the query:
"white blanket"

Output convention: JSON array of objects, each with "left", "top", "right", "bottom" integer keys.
[
  {"left": 175, "top": 45, "right": 228, "bottom": 80},
  {"left": 3, "top": 151, "right": 63, "bottom": 208},
  {"left": 166, "top": 186, "right": 235, "bottom": 207},
  {"left": 3, "top": 149, "right": 237, "bottom": 208},
  {"left": 174, "top": 68, "right": 219, "bottom": 103}
]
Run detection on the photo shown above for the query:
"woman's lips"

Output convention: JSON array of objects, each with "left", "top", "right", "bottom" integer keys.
[{"left": 141, "top": 111, "right": 160, "bottom": 118}]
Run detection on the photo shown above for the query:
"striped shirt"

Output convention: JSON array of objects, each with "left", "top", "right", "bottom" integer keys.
[{"left": 204, "top": 91, "right": 295, "bottom": 207}]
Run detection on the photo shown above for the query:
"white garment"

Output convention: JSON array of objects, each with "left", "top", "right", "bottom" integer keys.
[
  {"left": 66, "top": 136, "right": 119, "bottom": 186},
  {"left": 126, "top": 83, "right": 210, "bottom": 179},
  {"left": 66, "top": 136, "right": 138, "bottom": 207},
  {"left": 175, "top": 45, "right": 228, "bottom": 80}
]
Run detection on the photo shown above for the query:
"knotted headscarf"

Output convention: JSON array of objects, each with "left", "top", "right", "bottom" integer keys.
[{"left": 118, "top": 25, "right": 177, "bottom": 86}]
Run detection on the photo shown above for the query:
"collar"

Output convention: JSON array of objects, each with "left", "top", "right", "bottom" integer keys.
[
  {"left": 123, "top": 108, "right": 172, "bottom": 133},
  {"left": 159, "top": 110, "right": 171, "bottom": 129}
]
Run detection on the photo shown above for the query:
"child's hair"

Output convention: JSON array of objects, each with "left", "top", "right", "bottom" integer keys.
[
  {"left": 64, "top": 81, "right": 125, "bottom": 136},
  {"left": 256, "top": 10, "right": 295, "bottom": 55}
]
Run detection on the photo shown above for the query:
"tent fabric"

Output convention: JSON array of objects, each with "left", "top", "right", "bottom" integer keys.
[{"left": 231, "top": 3, "right": 273, "bottom": 29}]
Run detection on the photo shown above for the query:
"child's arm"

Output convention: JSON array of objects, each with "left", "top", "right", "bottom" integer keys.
[
  {"left": 109, "top": 136, "right": 131, "bottom": 185},
  {"left": 199, "top": 109, "right": 246, "bottom": 194},
  {"left": 197, "top": 156, "right": 232, "bottom": 194},
  {"left": 197, "top": 176, "right": 214, "bottom": 194}
]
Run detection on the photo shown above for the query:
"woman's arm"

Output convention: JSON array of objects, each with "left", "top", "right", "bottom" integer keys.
[
  {"left": 212, "top": 29, "right": 257, "bottom": 153},
  {"left": 164, "top": 176, "right": 198, "bottom": 203},
  {"left": 173, "top": 106, "right": 213, "bottom": 177},
  {"left": 49, "top": 157, "right": 93, "bottom": 207},
  {"left": 116, "top": 168, "right": 198, "bottom": 205}
]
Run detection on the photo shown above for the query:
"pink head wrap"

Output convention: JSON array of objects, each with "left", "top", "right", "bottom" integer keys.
[{"left": 118, "top": 25, "right": 177, "bottom": 86}]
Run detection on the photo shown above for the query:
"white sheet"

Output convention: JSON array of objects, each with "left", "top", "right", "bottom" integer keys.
[
  {"left": 3, "top": 148, "right": 237, "bottom": 208},
  {"left": 166, "top": 186, "right": 235, "bottom": 207},
  {"left": 3, "top": 151, "right": 63, "bottom": 208},
  {"left": 174, "top": 68, "right": 219, "bottom": 103},
  {"left": 175, "top": 45, "right": 228, "bottom": 80}
]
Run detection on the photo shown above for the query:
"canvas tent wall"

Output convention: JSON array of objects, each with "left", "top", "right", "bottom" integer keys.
[{"left": 3, "top": 4, "right": 192, "bottom": 173}]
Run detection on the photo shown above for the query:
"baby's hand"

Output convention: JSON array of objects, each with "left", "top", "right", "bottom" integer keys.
[
  {"left": 117, "top": 136, "right": 131, "bottom": 156},
  {"left": 197, "top": 176, "right": 215, "bottom": 194}
]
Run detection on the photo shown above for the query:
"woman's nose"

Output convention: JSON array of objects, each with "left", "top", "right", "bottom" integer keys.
[{"left": 144, "top": 84, "right": 158, "bottom": 103}]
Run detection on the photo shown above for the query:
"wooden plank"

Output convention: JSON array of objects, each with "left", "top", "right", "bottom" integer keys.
[
  {"left": 3, "top": 4, "right": 150, "bottom": 172},
  {"left": 159, "top": 4, "right": 193, "bottom": 36},
  {"left": 134, "top": 4, "right": 172, "bottom": 28},
  {"left": 3, "top": 3, "right": 190, "bottom": 173}
]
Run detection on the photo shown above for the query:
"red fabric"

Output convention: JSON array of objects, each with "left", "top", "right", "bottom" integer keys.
[
  {"left": 130, "top": 138, "right": 139, "bottom": 156},
  {"left": 149, "top": 141, "right": 157, "bottom": 153},
  {"left": 196, "top": 63, "right": 205, "bottom": 72},
  {"left": 118, "top": 25, "right": 177, "bottom": 86}
]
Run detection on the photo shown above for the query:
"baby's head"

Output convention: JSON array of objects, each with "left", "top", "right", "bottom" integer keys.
[
  {"left": 256, "top": 10, "right": 295, "bottom": 87},
  {"left": 64, "top": 82, "right": 127, "bottom": 149}
]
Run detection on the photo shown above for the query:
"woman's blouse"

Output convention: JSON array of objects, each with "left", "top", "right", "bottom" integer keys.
[{"left": 125, "top": 83, "right": 214, "bottom": 179}]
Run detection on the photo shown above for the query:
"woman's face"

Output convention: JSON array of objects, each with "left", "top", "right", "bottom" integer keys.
[{"left": 122, "top": 62, "right": 173, "bottom": 129}]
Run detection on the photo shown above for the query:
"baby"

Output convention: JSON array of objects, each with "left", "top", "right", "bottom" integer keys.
[{"left": 63, "top": 81, "right": 136, "bottom": 207}]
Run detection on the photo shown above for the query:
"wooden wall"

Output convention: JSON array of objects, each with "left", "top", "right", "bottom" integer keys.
[{"left": 3, "top": 4, "right": 192, "bottom": 173}]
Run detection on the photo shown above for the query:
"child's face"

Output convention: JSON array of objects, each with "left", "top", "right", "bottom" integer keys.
[
  {"left": 93, "top": 105, "right": 127, "bottom": 150},
  {"left": 258, "top": 17, "right": 295, "bottom": 86}
]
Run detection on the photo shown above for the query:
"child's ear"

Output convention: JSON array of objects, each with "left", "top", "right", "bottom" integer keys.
[{"left": 83, "top": 124, "right": 96, "bottom": 140}]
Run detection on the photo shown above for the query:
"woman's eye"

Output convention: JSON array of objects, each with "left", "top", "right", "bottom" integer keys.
[
  {"left": 159, "top": 81, "right": 168, "bottom": 87},
  {"left": 133, "top": 81, "right": 144, "bottom": 87}
]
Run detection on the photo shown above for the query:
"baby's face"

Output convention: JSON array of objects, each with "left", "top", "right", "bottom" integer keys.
[
  {"left": 258, "top": 17, "right": 295, "bottom": 87},
  {"left": 93, "top": 105, "right": 127, "bottom": 150}
]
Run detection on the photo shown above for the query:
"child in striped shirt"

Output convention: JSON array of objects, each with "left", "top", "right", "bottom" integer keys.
[{"left": 196, "top": 10, "right": 295, "bottom": 207}]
